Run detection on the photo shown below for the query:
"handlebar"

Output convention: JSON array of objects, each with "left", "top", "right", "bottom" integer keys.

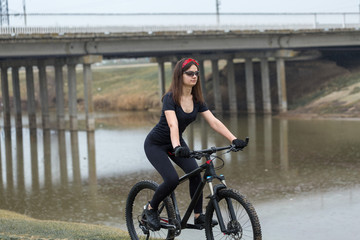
[{"left": 189, "top": 137, "right": 249, "bottom": 159}]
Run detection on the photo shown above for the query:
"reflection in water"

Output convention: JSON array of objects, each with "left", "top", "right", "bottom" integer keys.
[
  {"left": 70, "top": 131, "right": 81, "bottom": 186},
  {"left": 30, "top": 128, "right": 39, "bottom": 192},
  {"left": 4, "top": 128, "right": 13, "bottom": 192},
  {"left": 58, "top": 130, "right": 68, "bottom": 187},
  {"left": 0, "top": 113, "right": 360, "bottom": 233},
  {"left": 247, "top": 114, "right": 257, "bottom": 166},
  {"left": 279, "top": 119, "right": 289, "bottom": 171},
  {"left": 43, "top": 130, "right": 52, "bottom": 189},
  {"left": 264, "top": 115, "right": 272, "bottom": 169}
]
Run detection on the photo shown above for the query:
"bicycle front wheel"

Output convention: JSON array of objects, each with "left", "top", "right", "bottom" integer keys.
[
  {"left": 125, "top": 180, "right": 176, "bottom": 240},
  {"left": 205, "top": 188, "right": 262, "bottom": 240}
]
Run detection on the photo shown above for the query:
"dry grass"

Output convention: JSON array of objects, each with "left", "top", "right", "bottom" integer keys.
[{"left": 0, "top": 209, "right": 129, "bottom": 240}]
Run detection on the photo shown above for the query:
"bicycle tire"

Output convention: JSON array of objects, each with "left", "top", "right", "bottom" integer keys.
[
  {"left": 125, "top": 180, "right": 176, "bottom": 240},
  {"left": 204, "top": 187, "right": 262, "bottom": 240}
]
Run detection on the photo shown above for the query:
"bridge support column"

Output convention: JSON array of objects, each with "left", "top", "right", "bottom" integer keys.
[
  {"left": 55, "top": 60, "right": 66, "bottom": 130},
  {"left": 211, "top": 59, "right": 222, "bottom": 112},
  {"left": 276, "top": 58, "right": 288, "bottom": 113},
  {"left": 198, "top": 59, "right": 206, "bottom": 101},
  {"left": 67, "top": 60, "right": 78, "bottom": 131},
  {"left": 157, "top": 58, "right": 166, "bottom": 103},
  {"left": 83, "top": 55, "right": 102, "bottom": 131},
  {"left": 38, "top": 61, "right": 50, "bottom": 129},
  {"left": 1, "top": 66, "right": 11, "bottom": 128},
  {"left": 260, "top": 58, "right": 272, "bottom": 114},
  {"left": 25, "top": 66, "right": 37, "bottom": 129},
  {"left": 226, "top": 57, "right": 237, "bottom": 113},
  {"left": 245, "top": 58, "right": 256, "bottom": 113},
  {"left": 12, "top": 67, "right": 23, "bottom": 128}
]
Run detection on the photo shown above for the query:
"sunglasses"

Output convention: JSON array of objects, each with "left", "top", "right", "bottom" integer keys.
[{"left": 184, "top": 71, "right": 200, "bottom": 77}]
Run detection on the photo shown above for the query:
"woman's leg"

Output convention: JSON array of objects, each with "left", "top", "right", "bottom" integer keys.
[
  {"left": 171, "top": 142, "right": 203, "bottom": 214},
  {"left": 144, "top": 140, "right": 179, "bottom": 210}
]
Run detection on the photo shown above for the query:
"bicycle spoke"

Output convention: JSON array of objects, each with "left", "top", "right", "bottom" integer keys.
[{"left": 126, "top": 180, "right": 176, "bottom": 240}]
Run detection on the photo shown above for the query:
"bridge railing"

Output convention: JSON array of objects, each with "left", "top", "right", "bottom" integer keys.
[{"left": 1, "top": 12, "right": 360, "bottom": 34}]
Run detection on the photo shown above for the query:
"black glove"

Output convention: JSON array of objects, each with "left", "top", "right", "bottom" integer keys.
[
  {"left": 232, "top": 138, "right": 247, "bottom": 150},
  {"left": 174, "top": 146, "right": 190, "bottom": 158}
]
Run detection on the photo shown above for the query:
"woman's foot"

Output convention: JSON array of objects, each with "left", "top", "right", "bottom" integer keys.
[{"left": 144, "top": 203, "right": 161, "bottom": 231}]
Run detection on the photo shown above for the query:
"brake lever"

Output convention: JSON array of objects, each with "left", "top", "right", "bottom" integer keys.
[
  {"left": 190, "top": 152, "right": 202, "bottom": 160},
  {"left": 228, "top": 145, "right": 239, "bottom": 153}
]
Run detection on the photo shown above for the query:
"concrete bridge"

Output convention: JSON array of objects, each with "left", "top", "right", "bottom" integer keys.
[{"left": 1, "top": 26, "right": 360, "bottom": 130}]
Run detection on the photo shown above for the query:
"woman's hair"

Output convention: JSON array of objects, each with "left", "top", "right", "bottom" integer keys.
[{"left": 163, "top": 58, "right": 205, "bottom": 105}]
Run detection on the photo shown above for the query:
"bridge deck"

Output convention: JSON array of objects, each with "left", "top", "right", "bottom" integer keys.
[{"left": 1, "top": 28, "right": 360, "bottom": 59}]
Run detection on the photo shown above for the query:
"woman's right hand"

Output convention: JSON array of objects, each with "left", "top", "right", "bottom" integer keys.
[
  {"left": 174, "top": 146, "right": 190, "bottom": 158},
  {"left": 232, "top": 138, "right": 248, "bottom": 150}
]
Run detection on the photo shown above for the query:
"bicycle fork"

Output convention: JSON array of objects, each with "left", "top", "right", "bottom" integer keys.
[{"left": 207, "top": 175, "right": 238, "bottom": 235}]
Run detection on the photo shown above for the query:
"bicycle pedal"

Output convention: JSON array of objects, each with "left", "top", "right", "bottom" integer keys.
[{"left": 186, "top": 223, "right": 204, "bottom": 230}]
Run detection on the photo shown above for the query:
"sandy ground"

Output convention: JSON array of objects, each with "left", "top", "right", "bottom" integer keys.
[{"left": 177, "top": 186, "right": 360, "bottom": 240}]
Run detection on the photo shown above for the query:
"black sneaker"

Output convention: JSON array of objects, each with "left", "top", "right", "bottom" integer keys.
[
  {"left": 194, "top": 213, "right": 218, "bottom": 227},
  {"left": 144, "top": 203, "right": 161, "bottom": 231}
]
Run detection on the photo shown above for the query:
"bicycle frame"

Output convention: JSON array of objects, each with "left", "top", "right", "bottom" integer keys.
[{"left": 168, "top": 151, "right": 229, "bottom": 232}]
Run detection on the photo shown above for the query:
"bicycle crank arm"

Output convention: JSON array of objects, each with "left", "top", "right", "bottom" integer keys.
[{"left": 160, "top": 223, "right": 177, "bottom": 230}]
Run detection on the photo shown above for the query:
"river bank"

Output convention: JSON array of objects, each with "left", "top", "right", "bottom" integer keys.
[{"left": 0, "top": 209, "right": 129, "bottom": 240}]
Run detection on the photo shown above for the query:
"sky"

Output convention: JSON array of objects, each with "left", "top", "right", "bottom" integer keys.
[
  {"left": 4, "top": 0, "right": 360, "bottom": 27},
  {"left": 7, "top": 0, "right": 360, "bottom": 14}
]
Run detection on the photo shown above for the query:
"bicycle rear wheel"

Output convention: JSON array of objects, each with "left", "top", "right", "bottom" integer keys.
[
  {"left": 125, "top": 180, "right": 176, "bottom": 240},
  {"left": 205, "top": 188, "right": 262, "bottom": 240}
]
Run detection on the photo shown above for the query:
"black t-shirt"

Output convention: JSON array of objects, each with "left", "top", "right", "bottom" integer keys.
[{"left": 147, "top": 92, "right": 208, "bottom": 145}]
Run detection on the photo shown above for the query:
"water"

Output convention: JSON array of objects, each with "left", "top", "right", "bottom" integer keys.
[{"left": 1, "top": 112, "right": 360, "bottom": 239}]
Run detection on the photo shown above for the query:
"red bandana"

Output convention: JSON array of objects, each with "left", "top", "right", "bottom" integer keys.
[{"left": 182, "top": 58, "right": 199, "bottom": 69}]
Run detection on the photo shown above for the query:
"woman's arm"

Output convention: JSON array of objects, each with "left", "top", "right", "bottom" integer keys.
[
  {"left": 165, "top": 110, "right": 181, "bottom": 148},
  {"left": 200, "top": 110, "right": 237, "bottom": 142}
]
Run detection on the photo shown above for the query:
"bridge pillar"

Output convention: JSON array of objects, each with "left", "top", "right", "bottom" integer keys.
[
  {"left": 1, "top": 66, "right": 11, "bottom": 128},
  {"left": 38, "top": 60, "right": 50, "bottom": 129},
  {"left": 211, "top": 59, "right": 222, "bottom": 112},
  {"left": 67, "top": 59, "right": 78, "bottom": 131},
  {"left": 245, "top": 58, "right": 256, "bottom": 113},
  {"left": 171, "top": 60, "right": 176, "bottom": 73},
  {"left": 198, "top": 59, "right": 207, "bottom": 102},
  {"left": 260, "top": 58, "right": 272, "bottom": 114},
  {"left": 25, "top": 66, "right": 37, "bottom": 129},
  {"left": 12, "top": 67, "right": 23, "bottom": 128},
  {"left": 226, "top": 57, "right": 237, "bottom": 113},
  {"left": 276, "top": 58, "right": 288, "bottom": 113},
  {"left": 83, "top": 55, "right": 102, "bottom": 131},
  {"left": 55, "top": 60, "right": 66, "bottom": 130},
  {"left": 157, "top": 58, "right": 166, "bottom": 103}
]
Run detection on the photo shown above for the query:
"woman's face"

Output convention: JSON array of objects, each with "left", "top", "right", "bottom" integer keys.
[{"left": 182, "top": 65, "right": 199, "bottom": 88}]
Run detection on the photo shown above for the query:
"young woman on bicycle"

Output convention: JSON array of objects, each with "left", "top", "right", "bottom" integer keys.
[{"left": 143, "top": 57, "right": 247, "bottom": 231}]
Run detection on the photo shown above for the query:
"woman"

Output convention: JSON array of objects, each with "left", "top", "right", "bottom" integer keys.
[{"left": 144, "top": 58, "right": 247, "bottom": 230}]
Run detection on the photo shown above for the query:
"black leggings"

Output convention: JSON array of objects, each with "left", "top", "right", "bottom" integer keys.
[{"left": 144, "top": 135, "right": 203, "bottom": 213}]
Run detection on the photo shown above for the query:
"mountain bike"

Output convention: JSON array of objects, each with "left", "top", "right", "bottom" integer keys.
[{"left": 125, "top": 138, "right": 262, "bottom": 240}]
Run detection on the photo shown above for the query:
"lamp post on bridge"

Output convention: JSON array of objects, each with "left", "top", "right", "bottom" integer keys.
[
  {"left": 216, "top": 0, "right": 220, "bottom": 25},
  {"left": 358, "top": 0, "right": 360, "bottom": 25},
  {"left": 0, "top": 0, "right": 9, "bottom": 26},
  {"left": 23, "top": 0, "right": 27, "bottom": 26}
]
